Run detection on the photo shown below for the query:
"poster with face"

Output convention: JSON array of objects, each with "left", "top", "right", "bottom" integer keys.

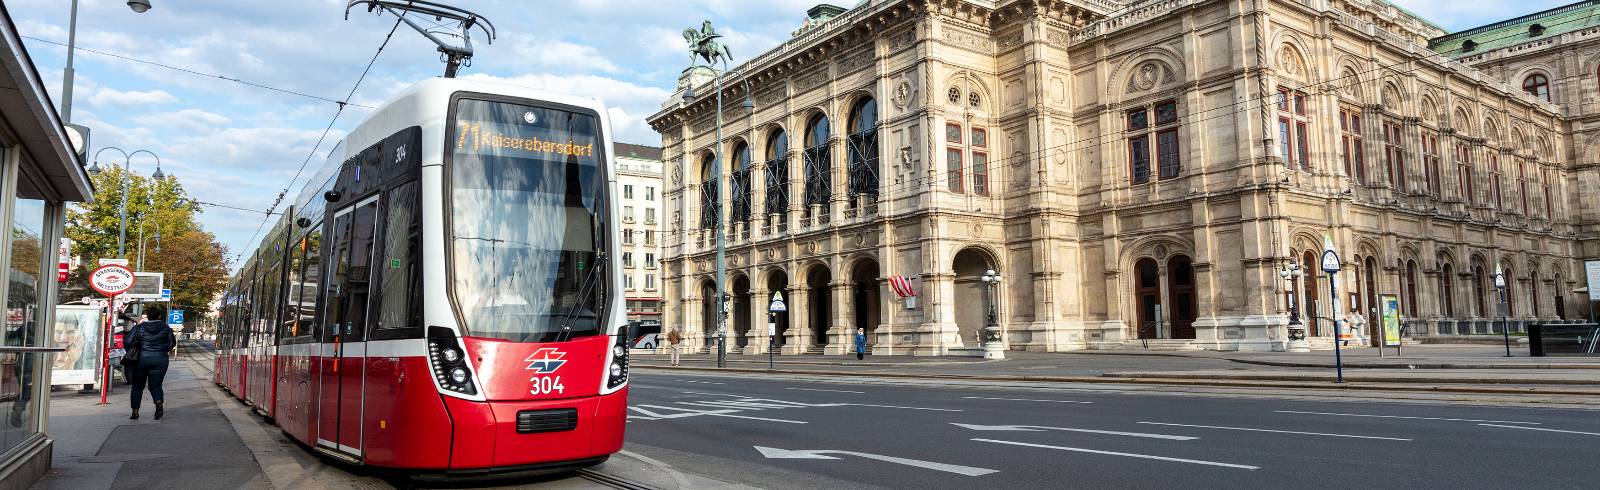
[{"left": 51, "top": 305, "right": 103, "bottom": 385}]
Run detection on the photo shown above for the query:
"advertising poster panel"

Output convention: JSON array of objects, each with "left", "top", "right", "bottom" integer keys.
[
  {"left": 1379, "top": 294, "right": 1402, "bottom": 348},
  {"left": 51, "top": 305, "right": 104, "bottom": 385}
]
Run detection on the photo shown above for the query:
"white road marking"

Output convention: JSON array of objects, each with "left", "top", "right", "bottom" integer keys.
[
  {"left": 1137, "top": 422, "right": 1412, "bottom": 441},
  {"left": 755, "top": 446, "right": 998, "bottom": 476},
  {"left": 962, "top": 396, "right": 1093, "bottom": 404},
  {"left": 637, "top": 404, "right": 809, "bottom": 424},
  {"left": 845, "top": 403, "right": 963, "bottom": 412},
  {"left": 676, "top": 379, "right": 726, "bottom": 385},
  {"left": 1274, "top": 411, "right": 1540, "bottom": 425},
  {"left": 787, "top": 387, "right": 865, "bottom": 394},
  {"left": 680, "top": 390, "right": 751, "bottom": 398},
  {"left": 972, "top": 439, "right": 1259, "bottom": 470},
  {"left": 1478, "top": 424, "right": 1600, "bottom": 436},
  {"left": 951, "top": 423, "right": 1196, "bottom": 441}
]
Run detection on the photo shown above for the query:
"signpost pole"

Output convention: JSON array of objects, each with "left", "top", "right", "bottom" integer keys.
[
  {"left": 1321, "top": 237, "right": 1343, "bottom": 384},
  {"left": 768, "top": 292, "right": 787, "bottom": 371},
  {"left": 100, "top": 296, "right": 114, "bottom": 404}
]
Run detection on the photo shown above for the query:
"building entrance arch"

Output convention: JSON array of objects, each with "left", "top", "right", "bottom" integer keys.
[
  {"left": 951, "top": 248, "right": 994, "bottom": 346},
  {"left": 767, "top": 270, "right": 790, "bottom": 347},
  {"left": 806, "top": 266, "right": 832, "bottom": 347},
  {"left": 732, "top": 275, "right": 751, "bottom": 348},
  {"left": 849, "top": 259, "right": 882, "bottom": 350}
]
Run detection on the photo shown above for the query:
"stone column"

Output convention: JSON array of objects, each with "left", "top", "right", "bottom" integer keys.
[
  {"left": 876, "top": 277, "right": 896, "bottom": 355},
  {"left": 783, "top": 287, "right": 811, "bottom": 354},
  {"left": 917, "top": 272, "right": 958, "bottom": 355},
  {"left": 746, "top": 287, "right": 769, "bottom": 355},
  {"left": 682, "top": 295, "right": 704, "bottom": 354},
  {"left": 824, "top": 281, "right": 852, "bottom": 355}
]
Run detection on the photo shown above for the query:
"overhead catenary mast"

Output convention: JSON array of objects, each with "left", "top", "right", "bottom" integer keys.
[{"left": 345, "top": 0, "right": 496, "bottom": 78}]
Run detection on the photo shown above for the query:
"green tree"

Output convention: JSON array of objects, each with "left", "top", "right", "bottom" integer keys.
[{"left": 64, "top": 167, "right": 230, "bottom": 315}]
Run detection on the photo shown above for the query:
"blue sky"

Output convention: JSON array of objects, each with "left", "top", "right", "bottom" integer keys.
[{"left": 9, "top": 0, "right": 1573, "bottom": 266}]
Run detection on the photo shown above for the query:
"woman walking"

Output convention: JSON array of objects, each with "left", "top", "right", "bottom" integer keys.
[{"left": 119, "top": 305, "right": 175, "bottom": 420}]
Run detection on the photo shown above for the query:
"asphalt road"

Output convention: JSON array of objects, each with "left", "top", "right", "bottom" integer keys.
[{"left": 620, "top": 369, "right": 1600, "bottom": 489}]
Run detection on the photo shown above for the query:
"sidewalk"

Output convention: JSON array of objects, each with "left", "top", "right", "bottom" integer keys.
[
  {"left": 632, "top": 344, "right": 1600, "bottom": 387},
  {"left": 36, "top": 363, "right": 271, "bottom": 489}
]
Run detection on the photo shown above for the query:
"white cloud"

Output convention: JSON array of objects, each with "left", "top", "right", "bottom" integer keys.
[
  {"left": 132, "top": 109, "right": 232, "bottom": 134},
  {"left": 510, "top": 38, "right": 623, "bottom": 73},
  {"left": 86, "top": 87, "right": 177, "bottom": 108}
]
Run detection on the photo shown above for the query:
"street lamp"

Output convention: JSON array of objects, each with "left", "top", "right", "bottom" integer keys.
[
  {"left": 980, "top": 268, "right": 1005, "bottom": 360},
  {"left": 1494, "top": 265, "right": 1510, "bottom": 357},
  {"left": 59, "top": 0, "right": 152, "bottom": 123},
  {"left": 1279, "top": 262, "right": 1308, "bottom": 352},
  {"left": 90, "top": 147, "right": 164, "bottom": 260}
]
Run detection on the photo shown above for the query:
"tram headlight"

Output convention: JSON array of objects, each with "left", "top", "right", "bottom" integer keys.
[
  {"left": 441, "top": 347, "right": 461, "bottom": 363},
  {"left": 607, "top": 331, "right": 629, "bottom": 389},
  {"left": 609, "top": 362, "right": 624, "bottom": 378},
  {"left": 449, "top": 366, "right": 470, "bottom": 385},
  {"left": 613, "top": 345, "right": 625, "bottom": 359},
  {"left": 427, "top": 327, "right": 478, "bottom": 396}
]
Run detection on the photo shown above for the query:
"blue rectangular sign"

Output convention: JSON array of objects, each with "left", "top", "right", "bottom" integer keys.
[{"left": 168, "top": 309, "right": 184, "bottom": 325}]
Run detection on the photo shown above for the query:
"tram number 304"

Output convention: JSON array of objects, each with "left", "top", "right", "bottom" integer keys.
[{"left": 530, "top": 376, "right": 566, "bottom": 396}]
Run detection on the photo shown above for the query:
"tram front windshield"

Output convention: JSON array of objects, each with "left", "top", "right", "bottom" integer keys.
[{"left": 448, "top": 99, "right": 608, "bottom": 342}]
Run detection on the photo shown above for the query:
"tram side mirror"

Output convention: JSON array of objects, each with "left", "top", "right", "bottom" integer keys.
[{"left": 324, "top": 190, "right": 342, "bottom": 203}]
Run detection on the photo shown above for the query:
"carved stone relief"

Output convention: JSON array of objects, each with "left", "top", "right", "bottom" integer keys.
[{"left": 943, "top": 27, "right": 993, "bottom": 53}]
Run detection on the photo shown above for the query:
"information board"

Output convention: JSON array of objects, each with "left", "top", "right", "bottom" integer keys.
[
  {"left": 51, "top": 305, "right": 103, "bottom": 386},
  {"left": 1379, "top": 294, "right": 1401, "bottom": 348},
  {"left": 1586, "top": 260, "right": 1600, "bottom": 301}
]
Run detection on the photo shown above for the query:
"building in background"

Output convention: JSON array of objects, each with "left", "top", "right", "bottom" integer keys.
[
  {"left": 616, "top": 143, "right": 665, "bottom": 338},
  {"left": 648, "top": 0, "right": 1592, "bottom": 355},
  {"left": 0, "top": 3, "right": 97, "bottom": 486}
]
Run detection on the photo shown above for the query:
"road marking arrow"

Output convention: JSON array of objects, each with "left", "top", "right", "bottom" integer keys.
[
  {"left": 753, "top": 446, "right": 998, "bottom": 476},
  {"left": 950, "top": 423, "right": 1197, "bottom": 441},
  {"left": 972, "top": 439, "right": 1258, "bottom": 470}
]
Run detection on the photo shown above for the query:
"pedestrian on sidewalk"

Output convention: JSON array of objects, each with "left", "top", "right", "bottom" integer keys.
[
  {"left": 667, "top": 328, "right": 683, "bottom": 366},
  {"left": 119, "top": 305, "right": 175, "bottom": 420},
  {"left": 854, "top": 328, "right": 867, "bottom": 361}
]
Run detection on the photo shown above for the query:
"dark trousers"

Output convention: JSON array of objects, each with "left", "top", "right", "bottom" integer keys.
[{"left": 129, "top": 353, "right": 170, "bottom": 409}]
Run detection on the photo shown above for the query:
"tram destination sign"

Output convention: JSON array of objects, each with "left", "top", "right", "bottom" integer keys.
[{"left": 89, "top": 264, "right": 135, "bottom": 297}]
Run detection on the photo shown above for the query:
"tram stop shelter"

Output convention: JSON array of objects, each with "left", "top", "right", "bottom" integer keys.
[{"left": 0, "top": 3, "right": 97, "bottom": 488}]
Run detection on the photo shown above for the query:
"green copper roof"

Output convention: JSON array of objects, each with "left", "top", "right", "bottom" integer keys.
[{"left": 1430, "top": 0, "right": 1600, "bottom": 57}]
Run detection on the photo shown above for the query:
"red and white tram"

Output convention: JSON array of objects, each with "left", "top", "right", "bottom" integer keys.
[{"left": 214, "top": 77, "right": 628, "bottom": 477}]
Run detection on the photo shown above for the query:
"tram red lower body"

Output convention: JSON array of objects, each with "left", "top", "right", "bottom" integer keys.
[{"left": 215, "top": 346, "right": 625, "bottom": 472}]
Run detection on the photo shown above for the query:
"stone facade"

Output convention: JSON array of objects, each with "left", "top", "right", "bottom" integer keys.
[{"left": 646, "top": 0, "right": 1592, "bottom": 355}]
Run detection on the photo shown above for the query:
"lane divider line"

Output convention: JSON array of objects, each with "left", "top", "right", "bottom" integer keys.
[
  {"left": 1273, "top": 410, "right": 1541, "bottom": 425},
  {"left": 1477, "top": 424, "right": 1600, "bottom": 436},
  {"left": 972, "top": 438, "right": 1259, "bottom": 470},
  {"left": 962, "top": 396, "right": 1093, "bottom": 404},
  {"left": 787, "top": 388, "right": 865, "bottom": 394},
  {"left": 1137, "top": 422, "right": 1412, "bottom": 441}
]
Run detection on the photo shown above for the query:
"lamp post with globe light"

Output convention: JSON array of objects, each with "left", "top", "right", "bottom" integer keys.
[
  {"left": 980, "top": 268, "right": 1005, "bottom": 360},
  {"left": 1280, "top": 262, "right": 1308, "bottom": 352},
  {"left": 1495, "top": 265, "right": 1510, "bottom": 357},
  {"left": 59, "top": 1, "right": 153, "bottom": 124},
  {"left": 88, "top": 147, "right": 165, "bottom": 262}
]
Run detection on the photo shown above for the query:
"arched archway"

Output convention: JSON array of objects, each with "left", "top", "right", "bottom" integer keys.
[
  {"left": 1440, "top": 261, "right": 1456, "bottom": 318},
  {"left": 805, "top": 265, "right": 832, "bottom": 347},
  {"left": 699, "top": 280, "right": 718, "bottom": 349},
  {"left": 732, "top": 275, "right": 751, "bottom": 348},
  {"left": 730, "top": 141, "right": 753, "bottom": 223},
  {"left": 1302, "top": 251, "right": 1322, "bottom": 336},
  {"left": 764, "top": 128, "right": 789, "bottom": 226},
  {"left": 849, "top": 258, "right": 882, "bottom": 351},
  {"left": 952, "top": 248, "right": 995, "bottom": 346},
  {"left": 1135, "top": 258, "right": 1160, "bottom": 339},
  {"left": 803, "top": 113, "right": 831, "bottom": 217},
  {"left": 766, "top": 270, "right": 790, "bottom": 347},
  {"left": 1166, "top": 255, "right": 1197, "bottom": 339},
  {"left": 699, "top": 152, "right": 718, "bottom": 230}
]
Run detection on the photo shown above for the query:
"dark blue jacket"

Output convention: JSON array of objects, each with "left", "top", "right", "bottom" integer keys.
[
  {"left": 853, "top": 333, "right": 867, "bottom": 350},
  {"left": 127, "top": 320, "right": 175, "bottom": 357}
]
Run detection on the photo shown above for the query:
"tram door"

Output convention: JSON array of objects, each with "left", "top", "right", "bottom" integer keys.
[{"left": 318, "top": 197, "right": 379, "bottom": 455}]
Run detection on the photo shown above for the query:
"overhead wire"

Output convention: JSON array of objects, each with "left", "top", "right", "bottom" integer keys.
[
  {"left": 230, "top": 14, "right": 407, "bottom": 263},
  {"left": 20, "top": 35, "right": 375, "bottom": 109}
]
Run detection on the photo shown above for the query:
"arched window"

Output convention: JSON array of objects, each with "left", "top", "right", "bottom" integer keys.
[
  {"left": 1302, "top": 251, "right": 1321, "bottom": 336},
  {"left": 846, "top": 97, "right": 880, "bottom": 199},
  {"left": 1128, "top": 100, "right": 1181, "bottom": 184},
  {"left": 1522, "top": 74, "right": 1551, "bottom": 101},
  {"left": 1473, "top": 265, "right": 1489, "bottom": 317},
  {"left": 803, "top": 114, "right": 831, "bottom": 218},
  {"left": 1440, "top": 262, "right": 1456, "bottom": 318},
  {"left": 1135, "top": 258, "right": 1161, "bottom": 339},
  {"left": 699, "top": 153, "right": 719, "bottom": 229},
  {"left": 1504, "top": 266, "right": 1515, "bottom": 317},
  {"left": 730, "top": 141, "right": 753, "bottom": 222},
  {"left": 1404, "top": 260, "right": 1419, "bottom": 317},
  {"left": 765, "top": 128, "right": 789, "bottom": 224},
  {"left": 1363, "top": 256, "right": 1378, "bottom": 319}
]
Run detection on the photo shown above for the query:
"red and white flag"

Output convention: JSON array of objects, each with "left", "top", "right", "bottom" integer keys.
[{"left": 888, "top": 275, "right": 917, "bottom": 298}]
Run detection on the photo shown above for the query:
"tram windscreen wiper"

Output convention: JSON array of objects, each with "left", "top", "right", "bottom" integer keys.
[{"left": 554, "top": 251, "right": 607, "bottom": 342}]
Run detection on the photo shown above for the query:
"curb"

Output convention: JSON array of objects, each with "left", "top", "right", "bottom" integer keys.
[
  {"left": 1102, "top": 372, "right": 1600, "bottom": 385},
  {"left": 1058, "top": 350, "right": 1600, "bottom": 370},
  {"left": 633, "top": 364, "right": 1600, "bottom": 396}
]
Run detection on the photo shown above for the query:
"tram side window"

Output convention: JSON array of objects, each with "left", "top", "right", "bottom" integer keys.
[
  {"left": 301, "top": 225, "right": 324, "bottom": 342},
  {"left": 284, "top": 233, "right": 309, "bottom": 341},
  {"left": 376, "top": 180, "right": 421, "bottom": 336}
]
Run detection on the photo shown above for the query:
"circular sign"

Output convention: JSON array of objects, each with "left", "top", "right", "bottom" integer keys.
[{"left": 89, "top": 264, "right": 136, "bottom": 297}]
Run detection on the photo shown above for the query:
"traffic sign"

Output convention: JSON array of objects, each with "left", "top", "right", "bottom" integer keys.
[
  {"left": 168, "top": 309, "right": 185, "bottom": 325},
  {"left": 88, "top": 264, "right": 135, "bottom": 297},
  {"left": 1320, "top": 236, "right": 1340, "bottom": 273},
  {"left": 160, "top": 288, "right": 172, "bottom": 302},
  {"left": 769, "top": 291, "right": 788, "bottom": 313}
]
